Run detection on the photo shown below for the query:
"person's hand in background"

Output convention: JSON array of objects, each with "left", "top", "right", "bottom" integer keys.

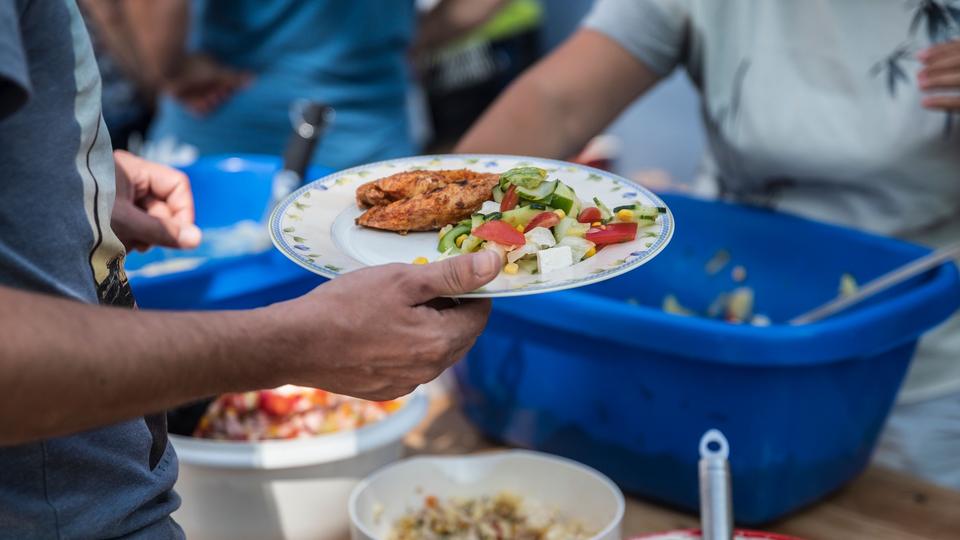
[
  {"left": 165, "top": 53, "right": 251, "bottom": 116},
  {"left": 271, "top": 251, "right": 500, "bottom": 401},
  {"left": 918, "top": 40, "right": 960, "bottom": 111},
  {"left": 111, "top": 150, "right": 202, "bottom": 252}
]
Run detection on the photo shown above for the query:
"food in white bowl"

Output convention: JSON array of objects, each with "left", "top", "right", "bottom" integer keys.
[
  {"left": 390, "top": 491, "right": 594, "bottom": 540},
  {"left": 193, "top": 384, "right": 405, "bottom": 441},
  {"left": 170, "top": 389, "right": 428, "bottom": 540},
  {"left": 349, "top": 450, "right": 624, "bottom": 540}
]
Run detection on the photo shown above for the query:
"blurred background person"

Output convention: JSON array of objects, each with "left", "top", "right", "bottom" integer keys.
[
  {"left": 413, "top": 0, "right": 543, "bottom": 149},
  {"left": 457, "top": 0, "right": 960, "bottom": 488},
  {"left": 87, "top": 0, "right": 516, "bottom": 170},
  {"left": 78, "top": 1, "right": 164, "bottom": 150}
]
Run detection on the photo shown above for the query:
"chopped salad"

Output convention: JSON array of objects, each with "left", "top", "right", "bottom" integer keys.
[
  {"left": 193, "top": 385, "right": 404, "bottom": 442},
  {"left": 427, "top": 167, "right": 665, "bottom": 276},
  {"left": 655, "top": 250, "right": 861, "bottom": 326},
  {"left": 389, "top": 492, "right": 594, "bottom": 540}
]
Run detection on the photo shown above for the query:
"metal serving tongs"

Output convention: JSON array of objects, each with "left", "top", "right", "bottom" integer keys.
[
  {"left": 262, "top": 100, "right": 334, "bottom": 222},
  {"left": 699, "top": 429, "right": 733, "bottom": 540},
  {"left": 790, "top": 241, "right": 960, "bottom": 325}
]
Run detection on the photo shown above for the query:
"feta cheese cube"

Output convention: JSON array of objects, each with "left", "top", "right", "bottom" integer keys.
[
  {"left": 524, "top": 227, "right": 557, "bottom": 249},
  {"left": 537, "top": 246, "right": 574, "bottom": 274},
  {"left": 480, "top": 200, "right": 502, "bottom": 215}
]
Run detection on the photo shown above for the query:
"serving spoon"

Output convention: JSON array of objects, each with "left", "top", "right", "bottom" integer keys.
[{"left": 790, "top": 242, "right": 960, "bottom": 325}]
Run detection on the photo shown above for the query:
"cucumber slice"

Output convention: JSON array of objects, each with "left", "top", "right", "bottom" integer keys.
[
  {"left": 516, "top": 258, "right": 539, "bottom": 274},
  {"left": 500, "top": 166, "right": 548, "bottom": 190},
  {"left": 558, "top": 236, "right": 595, "bottom": 262},
  {"left": 516, "top": 180, "right": 558, "bottom": 202},
  {"left": 471, "top": 214, "right": 484, "bottom": 231},
  {"left": 550, "top": 182, "right": 578, "bottom": 214},
  {"left": 593, "top": 197, "right": 613, "bottom": 222},
  {"left": 492, "top": 186, "right": 504, "bottom": 203},
  {"left": 460, "top": 234, "right": 484, "bottom": 253},
  {"left": 484, "top": 212, "right": 503, "bottom": 222},
  {"left": 500, "top": 206, "right": 542, "bottom": 228},
  {"left": 438, "top": 224, "right": 471, "bottom": 253},
  {"left": 517, "top": 200, "right": 547, "bottom": 209},
  {"left": 553, "top": 217, "right": 589, "bottom": 242},
  {"left": 612, "top": 203, "right": 666, "bottom": 220}
]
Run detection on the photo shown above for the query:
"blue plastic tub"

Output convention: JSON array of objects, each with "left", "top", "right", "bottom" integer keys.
[
  {"left": 126, "top": 155, "right": 331, "bottom": 310},
  {"left": 454, "top": 193, "right": 960, "bottom": 524}
]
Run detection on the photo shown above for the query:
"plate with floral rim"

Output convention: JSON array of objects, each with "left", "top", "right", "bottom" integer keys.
[{"left": 269, "top": 154, "right": 673, "bottom": 298}]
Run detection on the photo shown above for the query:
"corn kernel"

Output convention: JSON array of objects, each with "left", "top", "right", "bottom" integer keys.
[
  {"left": 503, "top": 262, "right": 519, "bottom": 274},
  {"left": 553, "top": 209, "right": 566, "bottom": 219},
  {"left": 591, "top": 221, "right": 602, "bottom": 227},
  {"left": 516, "top": 224, "right": 524, "bottom": 232},
  {"left": 617, "top": 208, "right": 635, "bottom": 221},
  {"left": 455, "top": 234, "right": 468, "bottom": 247},
  {"left": 412, "top": 257, "right": 429, "bottom": 265},
  {"left": 585, "top": 247, "right": 597, "bottom": 258}
]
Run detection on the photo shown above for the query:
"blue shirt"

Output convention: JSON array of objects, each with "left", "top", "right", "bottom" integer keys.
[
  {"left": 0, "top": 1, "right": 181, "bottom": 537},
  {"left": 149, "top": 0, "right": 418, "bottom": 170}
]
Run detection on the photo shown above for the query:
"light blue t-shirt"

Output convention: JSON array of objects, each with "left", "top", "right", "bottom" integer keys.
[{"left": 149, "top": 0, "right": 418, "bottom": 170}]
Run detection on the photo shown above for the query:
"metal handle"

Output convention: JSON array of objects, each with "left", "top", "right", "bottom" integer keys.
[
  {"left": 263, "top": 102, "right": 334, "bottom": 223},
  {"left": 699, "top": 429, "right": 733, "bottom": 540},
  {"left": 790, "top": 241, "right": 960, "bottom": 325},
  {"left": 282, "top": 100, "right": 334, "bottom": 180}
]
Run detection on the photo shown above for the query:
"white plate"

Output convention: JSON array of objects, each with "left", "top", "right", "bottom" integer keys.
[{"left": 270, "top": 155, "right": 674, "bottom": 298}]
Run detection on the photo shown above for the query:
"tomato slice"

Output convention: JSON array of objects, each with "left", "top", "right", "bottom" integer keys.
[
  {"left": 585, "top": 222, "right": 638, "bottom": 246},
  {"left": 577, "top": 206, "right": 602, "bottom": 223},
  {"left": 259, "top": 391, "right": 298, "bottom": 417},
  {"left": 500, "top": 184, "right": 519, "bottom": 212},
  {"left": 473, "top": 220, "right": 525, "bottom": 248},
  {"left": 523, "top": 211, "right": 560, "bottom": 233}
]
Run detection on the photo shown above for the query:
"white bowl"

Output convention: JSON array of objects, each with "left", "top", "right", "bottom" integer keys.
[
  {"left": 170, "top": 390, "right": 428, "bottom": 540},
  {"left": 349, "top": 450, "right": 625, "bottom": 540}
]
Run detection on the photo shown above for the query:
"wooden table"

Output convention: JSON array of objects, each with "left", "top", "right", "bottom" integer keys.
[{"left": 404, "top": 395, "right": 960, "bottom": 540}]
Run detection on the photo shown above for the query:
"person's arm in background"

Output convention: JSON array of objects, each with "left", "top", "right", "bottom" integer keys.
[
  {"left": 455, "top": 29, "right": 661, "bottom": 158},
  {"left": 0, "top": 250, "right": 500, "bottom": 445},
  {"left": 79, "top": 0, "right": 248, "bottom": 115},
  {"left": 413, "top": 0, "right": 511, "bottom": 54},
  {"left": 918, "top": 39, "right": 960, "bottom": 111},
  {"left": 79, "top": 0, "right": 186, "bottom": 100}
]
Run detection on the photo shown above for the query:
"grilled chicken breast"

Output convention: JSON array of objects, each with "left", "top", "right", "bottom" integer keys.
[{"left": 356, "top": 169, "right": 500, "bottom": 233}]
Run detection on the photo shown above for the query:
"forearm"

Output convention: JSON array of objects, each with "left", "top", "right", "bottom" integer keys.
[
  {"left": 83, "top": 0, "right": 190, "bottom": 93},
  {"left": 455, "top": 66, "right": 583, "bottom": 158},
  {"left": 124, "top": 0, "right": 190, "bottom": 85},
  {"left": 456, "top": 29, "right": 661, "bottom": 158},
  {"left": 79, "top": 1, "right": 138, "bottom": 75},
  {"left": 0, "top": 286, "right": 290, "bottom": 445}
]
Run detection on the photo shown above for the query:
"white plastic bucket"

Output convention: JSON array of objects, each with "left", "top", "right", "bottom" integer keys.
[
  {"left": 170, "top": 390, "right": 428, "bottom": 540},
  {"left": 349, "top": 449, "right": 625, "bottom": 540}
]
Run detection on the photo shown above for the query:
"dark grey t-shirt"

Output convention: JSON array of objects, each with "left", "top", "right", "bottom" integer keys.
[{"left": 0, "top": 1, "right": 181, "bottom": 538}]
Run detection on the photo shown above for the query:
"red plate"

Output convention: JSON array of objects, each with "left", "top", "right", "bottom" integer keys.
[{"left": 628, "top": 530, "right": 805, "bottom": 540}]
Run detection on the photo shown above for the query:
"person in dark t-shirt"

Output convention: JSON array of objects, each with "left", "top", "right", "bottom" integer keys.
[{"left": 0, "top": 2, "right": 499, "bottom": 538}]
